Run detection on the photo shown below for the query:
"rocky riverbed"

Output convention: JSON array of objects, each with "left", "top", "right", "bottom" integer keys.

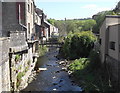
[{"left": 21, "top": 45, "right": 82, "bottom": 91}]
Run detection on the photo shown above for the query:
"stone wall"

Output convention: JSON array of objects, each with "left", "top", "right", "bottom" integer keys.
[
  {"left": 0, "top": 37, "right": 10, "bottom": 92},
  {"left": 9, "top": 31, "right": 38, "bottom": 91},
  {"left": 0, "top": 1, "right": 2, "bottom": 37},
  {"left": 10, "top": 31, "right": 27, "bottom": 47},
  {"left": 2, "top": 2, "right": 21, "bottom": 37},
  {"left": 10, "top": 52, "right": 30, "bottom": 91},
  {"left": 105, "top": 55, "right": 120, "bottom": 90},
  {"left": 9, "top": 31, "right": 29, "bottom": 91}
]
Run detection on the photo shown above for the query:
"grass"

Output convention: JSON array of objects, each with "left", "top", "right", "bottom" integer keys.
[
  {"left": 15, "top": 54, "right": 20, "bottom": 62},
  {"left": 39, "top": 45, "right": 48, "bottom": 57},
  {"left": 17, "top": 72, "right": 25, "bottom": 88},
  {"left": 68, "top": 56, "right": 114, "bottom": 92}
]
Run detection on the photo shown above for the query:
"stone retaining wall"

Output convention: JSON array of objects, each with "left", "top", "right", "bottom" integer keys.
[
  {"left": 0, "top": 37, "right": 10, "bottom": 92},
  {"left": 9, "top": 31, "right": 38, "bottom": 91},
  {"left": 0, "top": 31, "right": 38, "bottom": 91},
  {"left": 105, "top": 55, "right": 120, "bottom": 90}
]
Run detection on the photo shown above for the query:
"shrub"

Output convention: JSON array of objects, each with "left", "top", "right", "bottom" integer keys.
[
  {"left": 15, "top": 54, "right": 20, "bottom": 62},
  {"left": 68, "top": 58, "right": 89, "bottom": 71},
  {"left": 17, "top": 72, "right": 25, "bottom": 88},
  {"left": 68, "top": 55, "right": 112, "bottom": 92},
  {"left": 62, "top": 31, "right": 97, "bottom": 59},
  {"left": 88, "top": 50, "right": 101, "bottom": 70}
]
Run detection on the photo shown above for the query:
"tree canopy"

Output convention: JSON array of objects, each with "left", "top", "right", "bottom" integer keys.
[
  {"left": 92, "top": 10, "right": 116, "bottom": 34},
  {"left": 61, "top": 31, "right": 97, "bottom": 59},
  {"left": 47, "top": 18, "right": 96, "bottom": 36}
]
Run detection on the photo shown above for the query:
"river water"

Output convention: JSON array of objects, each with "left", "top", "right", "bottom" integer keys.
[{"left": 22, "top": 45, "right": 82, "bottom": 92}]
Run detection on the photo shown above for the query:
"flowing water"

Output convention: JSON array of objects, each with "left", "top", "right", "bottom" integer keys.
[{"left": 22, "top": 45, "right": 82, "bottom": 92}]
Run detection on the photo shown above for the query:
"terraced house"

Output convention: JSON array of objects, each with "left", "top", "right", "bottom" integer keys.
[
  {"left": 0, "top": 0, "right": 37, "bottom": 91},
  {"left": 0, "top": 0, "right": 40, "bottom": 91},
  {"left": 0, "top": 0, "right": 59, "bottom": 91}
]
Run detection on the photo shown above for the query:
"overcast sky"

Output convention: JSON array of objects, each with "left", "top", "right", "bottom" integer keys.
[{"left": 35, "top": 0, "right": 119, "bottom": 20}]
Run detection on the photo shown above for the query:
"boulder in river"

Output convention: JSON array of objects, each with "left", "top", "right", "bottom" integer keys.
[
  {"left": 55, "top": 70, "right": 60, "bottom": 73},
  {"left": 53, "top": 88, "right": 57, "bottom": 91},
  {"left": 39, "top": 68, "right": 47, "bottom": 71},
  {"left": 53, "top": 76, "right": 56, "bottom": 79},
  {"left": 59, "top": 79, "right": 63, "bottom": 83},
  {"left": 46, "top": 64, "right": 52, "bottom": 66},
  {"left": 59, "top": 61, "right": 65, "bottom": 65},
  {"left": 60, "top": 67, "right": 67, "bottom": 71}
]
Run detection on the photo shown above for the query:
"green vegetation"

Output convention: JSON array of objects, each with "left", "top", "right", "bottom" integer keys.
[
  {"left": 61, "top": 31, "right": 97, "bottom": 59},
  {"left": 92, "top": 10, "right": 116, "bottom": 34},
  {"left": 39, "top": 45, "right": 48, "bottom": 56},
  {"left": 48, "top": 10, "right": 118, "bottom": 36},
  {"left": 68, "top": 58, "right": 89, "bottom": 71},
  {"left": 16, "top": 65, "right": 29, "bottom": 88},
  {"left": 68, "top": 51, "right": 113, "bottom": 92},
  {"left": 17, "top": 72, "right": 25, "bottom": 88},
  {"left": 48, "top": 9, "right": 119, "bottom": 92},
  {"left": 25, "top": 66, "right": 29, "bottom": 73},
  {"left": 47, "top": 18, "right": 96, "bottom": 36},
  {"left": 15, "top": 54, "right": 20, "bottom": 62},
  {"left": 18, "top": 66, "right": 22, "bottom": 71}
]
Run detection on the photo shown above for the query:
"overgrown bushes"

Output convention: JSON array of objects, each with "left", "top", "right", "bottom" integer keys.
[
  {"left": 17, "top": 72, "right": 25, "bottom": 88},
  {"left": 68, "top": 51, "right": 113, "bottom": 92},
  {"left": 68, "top": 58, "right": 89, "bottom": 71},
  {"left": 61, "top": 31, "right": 97, "bottom": 59}
]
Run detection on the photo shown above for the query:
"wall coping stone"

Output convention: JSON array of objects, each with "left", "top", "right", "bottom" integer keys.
[{"left": 9, "top": 44, "right": 28, "bottom": 53}]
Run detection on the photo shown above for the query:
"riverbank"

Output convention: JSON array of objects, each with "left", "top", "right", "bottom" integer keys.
[
  {"left": 66, "top": 58, "right": 115, "bottom": 92},
  {"left": 57, "top": 49, "right": 115, "bottom": 92}
]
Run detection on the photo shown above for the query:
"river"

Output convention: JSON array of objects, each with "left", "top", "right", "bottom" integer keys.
[{"left": 22, "top": 45, "right": 82, "bottom": 92}]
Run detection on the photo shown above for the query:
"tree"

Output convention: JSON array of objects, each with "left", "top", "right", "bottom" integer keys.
[
  {"left": 92, "top": 10, "right": 116, "bottom": 34},
  {"left": 47, "top": 19, "right": 56, "bottom": 25},
  {"left": 62, "top": 31, "right": 97, "bottom": 59}
]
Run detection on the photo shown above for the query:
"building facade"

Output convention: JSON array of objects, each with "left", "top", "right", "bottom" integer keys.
[
  {"left": 100, "top": 15, "right": 120, "bottom": 89},
  {"left": 0, "top": 0, "right": 59, "bottom": 91},
  {"left": 0, "top": 0, "right": 38, "bottom": 91}
]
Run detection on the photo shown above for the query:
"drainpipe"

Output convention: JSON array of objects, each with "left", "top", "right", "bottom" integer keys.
[
  {"left": 118, "top": 24, "right": 120, "bottom": 89},
  {"left": 18, "top": 4, "right": 27, "bottom": 30},
  {"left": 9, "top": 48, "right": 14, "bottom": 92},
  {"left": 18, "top": 4, "right": 28, "bottom": 41}
]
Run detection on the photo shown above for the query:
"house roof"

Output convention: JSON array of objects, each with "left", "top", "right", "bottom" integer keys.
[
  {"left": 105, "top": 15, "right": 120, "bottom": 18},
  {"left": 44, "top": 20, "right": 51, "bottom": 26}
]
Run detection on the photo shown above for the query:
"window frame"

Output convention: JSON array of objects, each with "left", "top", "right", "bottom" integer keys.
[{"left": 110, "top": 41, "right": 115, "bottom": 50}]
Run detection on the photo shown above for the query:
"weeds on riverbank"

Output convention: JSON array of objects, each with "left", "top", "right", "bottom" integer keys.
[
  {"left": 68, "top": 50, "right": 114, "bottom": 92},
  {"left": 39, "top": 45, "right": 48, "bottom": 57}
]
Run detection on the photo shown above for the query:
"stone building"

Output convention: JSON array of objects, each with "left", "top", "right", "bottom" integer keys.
[
  {"left": 0, "top": 37, "right": 10, "bottom": 92},
  {"left": 100, "top": 15, "right": 120, "bottom": 90},
  {"left": 0, "top": 0, "right": 39, "bottom": 91},
  {"left": 0, "top": 0, "right": 56, "bottom": 91}
]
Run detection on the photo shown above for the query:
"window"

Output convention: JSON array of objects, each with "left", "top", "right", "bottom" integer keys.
[
  {"left": 31, "top": 3, "right": 33, "bottom": 14},
  {"left": 99, "top": 38, "right": 101, "bottom": 45},
  {"left": 28, "top": 23, "right": 30, "bottom": 34},
  {"left": 110, "top": 41, "right": 115, "bottom": 50},
  {"left": 28, "top": 4, "right": 30, "bottom": 12}
]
